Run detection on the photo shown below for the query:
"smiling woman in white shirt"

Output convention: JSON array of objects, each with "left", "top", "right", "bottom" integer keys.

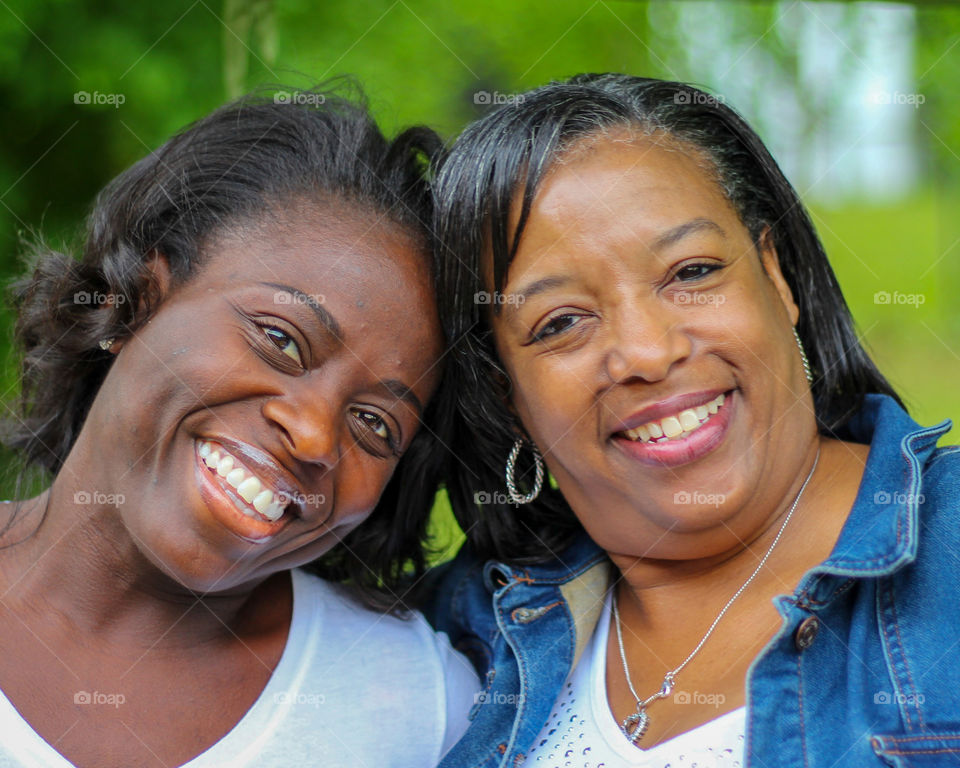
[{"left": 0, "top": 85, "right": 477, "bottom": 768}]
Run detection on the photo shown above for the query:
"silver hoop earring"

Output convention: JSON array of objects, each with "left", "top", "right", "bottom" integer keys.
[
  {"left": 505, "top": 438, "right": 544, "bottom": 505},
  {"left": 793, "top": 327, "right": 813, "bottom": 384}
]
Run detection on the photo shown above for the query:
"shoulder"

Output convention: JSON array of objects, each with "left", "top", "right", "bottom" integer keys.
[
  {"left": 290, "top": 568, "right": 459, "bottom": 666},
  {"left": 420, "top": 547, "right": 492, "bottom": 635},
  {"left": 275, "top": 570, "right": 478, "bottom": 765},
  {"left": 420, "top": 537, "right": 610, "bottom": 675},
  {"left": 915, "top": 444, "right": 960, "bottom": 545},
  {"left": 925, "top": 444, "right": 960, "bottom": 476},
  {"left": 919, "top": 445, "right": 960, "bottom": 516}
]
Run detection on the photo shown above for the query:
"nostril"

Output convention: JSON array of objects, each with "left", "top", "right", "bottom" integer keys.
[
  {"left": 263, "top": 397, "right": 338, "bottom": 467},
  {"left": 275, "top": 424, "right": 296, "bottom": 455}
]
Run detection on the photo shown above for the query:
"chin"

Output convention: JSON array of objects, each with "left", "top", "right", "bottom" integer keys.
[{"left": 131, "top": 527, "right": 263, "bottom": 594}]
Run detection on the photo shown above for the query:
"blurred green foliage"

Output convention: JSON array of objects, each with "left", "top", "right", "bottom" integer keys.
[{"left": 0, "top": 1, "right": 957, "bottom": 519}]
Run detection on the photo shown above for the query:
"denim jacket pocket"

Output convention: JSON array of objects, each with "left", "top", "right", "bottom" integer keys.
[{"left": 871, "top": 732, "right": 960, "bottom": 767}]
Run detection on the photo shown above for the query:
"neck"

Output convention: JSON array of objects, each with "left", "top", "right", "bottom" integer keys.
[
  {"left": 608, "top": 436, "right": 858, "bottom": 626},
  {"left": 0, "top": 488, "right": 277, "bottom": 649}
]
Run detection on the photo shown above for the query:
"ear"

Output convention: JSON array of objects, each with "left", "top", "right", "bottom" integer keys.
[
  {"left": 757, "top": 227, "right": 799, "bottom": 326},
  {"left": 106, "top": 251, "right": 173, "bottom": 355},
  {"left": 139, "top": 250, "right": 173, "bottom": 316},
  {"left": 490, "top": 364, "right": 524, "bottom": 435}
]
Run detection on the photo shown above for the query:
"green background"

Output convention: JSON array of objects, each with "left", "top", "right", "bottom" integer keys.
[{"left": 0, "top": 2, "right": 957, "bottom": 554}]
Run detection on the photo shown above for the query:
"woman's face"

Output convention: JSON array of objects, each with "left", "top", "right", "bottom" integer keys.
[
  {"left": 72, "top": 203, "right": 443, "bottom": 592},
  {"left": 491, "top": 136, "right": 815, "bottom": 561}
]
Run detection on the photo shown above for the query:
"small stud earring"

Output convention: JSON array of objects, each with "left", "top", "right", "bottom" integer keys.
[{"left": 98, "top": 338, "right": 116, "bottom": 351}]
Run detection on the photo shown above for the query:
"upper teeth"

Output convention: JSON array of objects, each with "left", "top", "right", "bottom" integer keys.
[
  {"left": 198, "top": 440, "right": 287, "bottom": 521},
  {"left": 623, "top": 392, "right": 726, "bottom": 443}
]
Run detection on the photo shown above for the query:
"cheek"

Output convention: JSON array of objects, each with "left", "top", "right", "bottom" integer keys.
[
  {"left": 510, "top": 356, "right": 595, "bottom": 447},
  {"left": 121, "top": 316, "right": 261, "bottom": 406},
  {"left": 710, "top": 287, "right": 791, "bottom": 376},
  {"left": 331, "top": 458, "right": 395, "bottom": 528}
]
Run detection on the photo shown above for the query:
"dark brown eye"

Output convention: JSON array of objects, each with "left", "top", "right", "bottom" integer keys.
[
  {"left": 675, "top": 263, "right": 720, "bottom": 282},
  {"left": 532, "top": 314, "right": 583, "bottom": 342},
  {"left": 263, "top": 327, "right": 303, "bottom": 365},
  {"left": 352, "top": 408, "right": 390, "bottom": 441}
]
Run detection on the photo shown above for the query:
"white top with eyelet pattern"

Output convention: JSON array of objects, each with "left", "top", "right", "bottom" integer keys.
[{"left": 526, "top": 589, "right": 746, "bottom": 767}]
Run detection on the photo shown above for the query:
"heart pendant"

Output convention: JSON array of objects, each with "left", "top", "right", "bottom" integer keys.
[{"left": 621, "top": 708, "right": 649, "bottom": 746}]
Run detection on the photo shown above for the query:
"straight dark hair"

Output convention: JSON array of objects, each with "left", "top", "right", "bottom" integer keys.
[
  {"left": 4, "top": 81, "right": 444, "bottom": 611},
  {"left": 432, "top": 73, "right": 903, "bottom": 564}
]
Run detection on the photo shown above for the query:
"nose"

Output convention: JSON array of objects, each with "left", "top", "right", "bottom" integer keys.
[
  {"left": 261, "top": 393, "right": 340, "bottom": 468},
  {"left": 604, "top": 301, "right": 692, "bottom": 384}
]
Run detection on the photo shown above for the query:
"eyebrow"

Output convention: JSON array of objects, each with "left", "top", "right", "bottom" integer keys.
[
  {"left": 651, "top": 217, "right": 726, "bottom": 251},
  {"left": 260, "top": 282, "right": 345, "bottom": 341},
  {"left": 512, "top": 275, "right": 573, "bottom": 305},
  {"left": 381, "top": 378, "right": 423, "bottom": 417}
]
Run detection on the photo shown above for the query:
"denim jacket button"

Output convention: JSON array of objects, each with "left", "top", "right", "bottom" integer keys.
[{"left": 795, "top": 616, "right": 820, "bottom": 650}]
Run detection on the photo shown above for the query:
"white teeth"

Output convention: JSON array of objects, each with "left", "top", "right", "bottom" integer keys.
[
  {"left": 622, "top": 392, "right": 728, "bottom": 444},
  {"left": 678, "top": 409, "right": 699, "bottom": 432},
  {"left": 216, "top": 455, "right": 235, "bottom": 477},
  {"left": 253, "top": 490, "right": 287, "bottom": 523},
  {"left": 198, "top": 440, "right": 288, "bottom": 524},
  {"left": 262, "top": 501, "right": 286, "bottom": 522},
  {"left": 661, "top": 416, "right": 683, "bottom": 438},
  {"left": 237, "top": 477, "right": 262, "bottom": 504},
  {"left": 252, "top": 489, "right": 274, "bottom": 514}
]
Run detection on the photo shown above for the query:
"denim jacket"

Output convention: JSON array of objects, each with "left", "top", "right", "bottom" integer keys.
[{"left": 426, "top": 395, "right": 960, "bottom": 767}]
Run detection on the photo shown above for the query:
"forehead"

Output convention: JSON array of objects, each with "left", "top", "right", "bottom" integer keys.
[
  {"left": 517, "top": 136, "right": 733, "bottom": 247},
  {"left": 209, "top": 200, "right": 427, "bottom": 281}
]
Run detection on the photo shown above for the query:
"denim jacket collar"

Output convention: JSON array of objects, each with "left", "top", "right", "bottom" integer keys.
[
  {"left": 482, "top": 534, "right": 609, "bottom": 667},
  {"left": 815, "top": 393, "right": 952, "bottom": 578}
]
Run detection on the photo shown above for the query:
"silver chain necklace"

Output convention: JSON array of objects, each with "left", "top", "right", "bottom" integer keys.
[{"left": 612, "top": 446, "right": 821, "bottom": 747}]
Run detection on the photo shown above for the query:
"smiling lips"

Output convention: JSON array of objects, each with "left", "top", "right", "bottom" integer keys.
[
  {"left": 619, "top": 392, "right": 726, "bottom": 444},
  {"left": 198, "top": 440, "right": 289, "bottom": 522}
]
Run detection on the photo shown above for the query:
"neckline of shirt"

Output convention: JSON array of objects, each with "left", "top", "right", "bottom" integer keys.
[
  {"left": 0, "top": 568, "right": 317, "bottom": 767},
  {"left": 588, "top": 587, "right": 747, "bottom": 761}
]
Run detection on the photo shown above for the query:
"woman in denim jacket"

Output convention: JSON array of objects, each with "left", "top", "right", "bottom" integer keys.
[{"left": 426, "top": 73, "right": 960, "bottom": 767}]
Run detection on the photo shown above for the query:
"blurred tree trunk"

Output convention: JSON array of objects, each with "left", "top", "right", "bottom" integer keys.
[{"left": 223, "top": 0, "right": 277, "bottom": 98}]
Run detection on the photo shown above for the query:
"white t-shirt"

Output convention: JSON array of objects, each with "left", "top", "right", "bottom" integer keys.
[
  {"left": 0, "top": 568, "right": 480, "bottom": 768},
  {"left": 527, "top": 589, "right": 745, "bottom": 767}
]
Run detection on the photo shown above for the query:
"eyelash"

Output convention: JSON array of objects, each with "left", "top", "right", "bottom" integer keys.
[
  {"left": 350, "top": 408, "right": 399, "bottom": 457},
  {"left": 530, "top": 314, "right": 585, "bottom": 343},
  {"left": 674, "top": 262, "right": 722, "bottom": 282}
]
